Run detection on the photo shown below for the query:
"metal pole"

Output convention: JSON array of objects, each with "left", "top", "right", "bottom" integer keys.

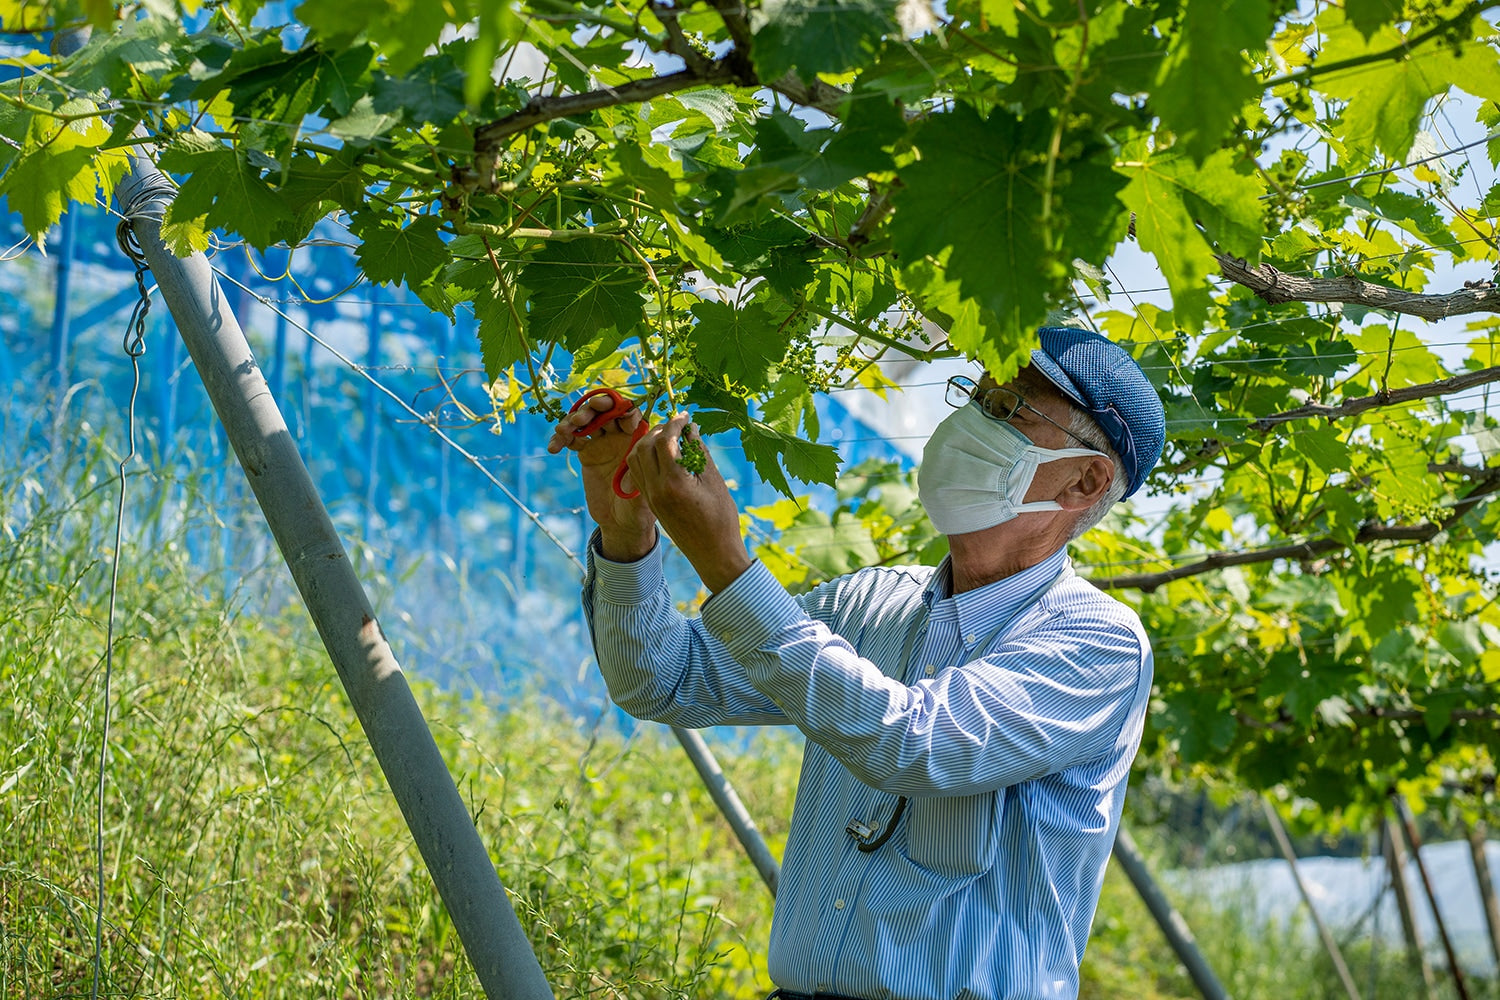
[
  {"left": 49, "top": 209, "right": 76, "bottom": 390},
  {"left": 270, "top": 249, "right": 289, "bottom": 404},
  {"left": 1392, "top": 795, "right": 1471, "bottom": 1000},
  {"left": 48, "top": 209, "right": 77, "bottom": 455},
  {"left": 1112, "top": 824, "right": 1230, "bottom": 1000},
  {"left": 364, "top": 292, "right": 381, "bottom": 535},
  {"left": 114, "top": 163, "right": 554, "bottom": 1000},
  {"left": 671, "top": 727, "right": 780, "bottom": 895},
  {"left": 1260, "top": 798, "right": 1361, "bottom": 1000}
]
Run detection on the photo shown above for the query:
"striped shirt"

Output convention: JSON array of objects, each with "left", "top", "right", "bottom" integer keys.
[{"left": 583, "top": 536, "right": 1153, "bottom": 1000}]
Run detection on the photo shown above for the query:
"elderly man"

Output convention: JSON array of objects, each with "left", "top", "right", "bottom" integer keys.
[{"left": 547, "top": 327, "right": 1166, "bottom": 1000}]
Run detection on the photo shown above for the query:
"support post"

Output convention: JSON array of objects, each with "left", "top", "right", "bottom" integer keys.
[
  {"left": 1384, "top": 816, "right": 1438, "bottom": 995},
  {"left": 48, "top": 209, "right": 77, "bottom": 454},
  {"left": 1467, "top": 821, "right": 1500, "bottom": 973},
  {"left": 115, "top": 163, "right": 554, "bottom": 1000},
  {"left": 270, "top": 249, "right": 290, "bottom": 404},
  {"left": 1260, "top": 798, "right": 1361, "bottom": 1000},
  {"left": 1112, "top": 824, "right": 1230, "bottom": 1000},
  {"left": 364, "top": 293, "right": 382, "bottom": 535},
  {"left": 1392, "top": 795, "right": 1471, "bottom": 1000},
  {"left": 671, "top": 727, "right": 780, "bottom": 895}
]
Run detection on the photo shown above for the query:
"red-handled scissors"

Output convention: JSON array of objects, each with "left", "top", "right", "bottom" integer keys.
[{"left": 568, "top": 387, "right": 648, "bottom": 499}]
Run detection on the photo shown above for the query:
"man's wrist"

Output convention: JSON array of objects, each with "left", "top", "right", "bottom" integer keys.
[
  {"left": 695, "top": 547, "right": 754, "bottom": 594},
  {"left": 598, "top": 527, "right": 658, "bottom": 563}
]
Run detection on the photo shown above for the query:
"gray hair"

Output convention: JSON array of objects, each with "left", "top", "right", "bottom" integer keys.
[{"left": 1065, "top": 407, "right": 1128, "bottom": 541}]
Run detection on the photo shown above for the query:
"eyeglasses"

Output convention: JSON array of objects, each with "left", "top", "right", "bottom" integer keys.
[{"left": 944, "top": 375, "right": 1104, "bottom": 453}]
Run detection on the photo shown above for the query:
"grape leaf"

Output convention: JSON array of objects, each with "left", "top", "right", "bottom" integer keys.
[
  {"left": 1153, "top": 0, "right": 1275, "bottom": 159},
  {"left": 472, "top": 279, "right": 529, "bottom": 381},
  {"left": 310, "top": 42, "right": 376, "bottom": 118},
  {"left": 761, "top": 372, "right": 819, "bottom": 439},
  {"left": 1344, "top": 190, "right": 1454, "bottom": 254},
  {"left": 1317, "top": 9, "right": 1500, "bottom": 165},
  {"left": 371, "top": 55, "right": 467, "bottom": 124},
  {"left": 1118, "top": 143, "right": 1265, "bottom": 331},
  {"left": 751, "top": 0, "right": 897, "bottom": 84},
  {"left": 890, "top": 107, "right": 1052, "bottom": 336},
  {"left": 1344, "top": 0, "right": 1404, "bottom": 41},
  {"left": 325, "top": 95, "right": 401, "bottom": 142},
  {"left": 160, "top": 213, "right": 212, "bottom": 256},
  {"left": 702, "top": 219, "right": 820, "bottom": 298},
  {"left": 752, "top": 103, "right": 901, "bottom": 191},
  {"left": 158, "top": 132, "right": 293, "bottom": 248},
  {"left": 296, "top": 0, "right": 449, "bottom": 75},
  {"left": 349, "top": 212, "right": 447, "bottom": 292},
  {"left": 275, "top": 149, "right": 368, "bottom": 215},
  {"left": 1, "top": 145, "right": 99, "bottom": 238},
  {"left": 60, "top": 16, "right": 182, "bottom": 93},
  {"left": 521, "top": 240, "right": 646, "bottom": 352},
  {"left": 673, "top": 89, "right": 740, "bottom": 132},
  {"left": 0, "top": 99, "right": 120, "bottom": 239},
  {"left": 742, "top": 423, "right": 841, "bottom": 495},
  {"left": 687, "top": 300, "right": 788, "bottom": 392},
  {"left": 892, "top": 105, "right": 1123, "bottom": 343}
]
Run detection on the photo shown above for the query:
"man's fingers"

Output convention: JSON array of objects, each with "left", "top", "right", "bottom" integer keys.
[
  {"left": 684, "top": 422, "right": 726, "bottom": 485},
  {"left": 626, "top": 413, "right": 694, "bottom": 488},
  {"left": 546, "top": 400, "right": 641, "bottom": 454},
  {"left": 649, "top": 413, "right": 694, "bottom": 465}
]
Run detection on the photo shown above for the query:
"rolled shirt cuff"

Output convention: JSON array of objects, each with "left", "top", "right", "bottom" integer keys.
[
  {"left": 587, "top": 529, "right": 665, "bottom": 605},
  {"left": 699, "top": 559, "right": 805, "bottom": 661}
]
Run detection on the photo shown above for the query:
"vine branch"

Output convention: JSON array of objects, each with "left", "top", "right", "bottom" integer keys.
[
  {"left": 1249, "top": 364, "right": 1500, "bottom": 430},
  {"left": 651, "top": 0, "right": 714, "bottom": 77},
  {"left": 1216, "top": 253, "right": 1500, "bottom": 321},
  {"left": 1164, "top": 364, "right": 1500, "bottom": 474},
  {"left": 472, "top": 2, "right": 847, "bottom": 167},
  {"left": 474, "top": 59, "right": 751, "bottom": 156},
  {"left": 1258, "top": 0, "right": 1500, "bottom": 90},
  {"left": 1091, "top": 468, "right": 1500, "bottom": 591}
]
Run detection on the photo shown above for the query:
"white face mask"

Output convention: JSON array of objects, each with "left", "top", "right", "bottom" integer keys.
[{"left": 917, "top": 403, "right": 1099, "bottom": 536}]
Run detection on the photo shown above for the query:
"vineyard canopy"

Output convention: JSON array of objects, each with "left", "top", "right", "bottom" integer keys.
[{"left": 2, "top": 0, "right": 1499, "bottom": 823}]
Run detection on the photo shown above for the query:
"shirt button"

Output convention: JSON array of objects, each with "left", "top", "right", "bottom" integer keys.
[
  {"left": 925, "top": 664, "right": 936, "bottom": 676},
  {"left": 965, "top": 633, "right": 977, "bottom": 644},
  {"left": 834, "top": 899, "right": 846, "bottom": 910}
]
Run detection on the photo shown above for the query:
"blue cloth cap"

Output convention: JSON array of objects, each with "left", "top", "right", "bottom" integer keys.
[{"left": 1029, "top": 327, "right": 1165, "bottom": 498}]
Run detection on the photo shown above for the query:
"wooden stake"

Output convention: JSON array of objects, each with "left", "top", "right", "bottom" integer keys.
[
  {"left": 1261, "top": 798, "right": 1361, "bottom": 1000},
  {"left": 1392, "top": 795, "right": 1471, "bottom": 1000},
  {"left": 1466, "top": 821, "right": 1500, "bottom": 973},
  {"left": 1384, "top": 816, "right": 1438, "bottom": 996},
  {"left": 1112, "top": 825, "right": 1231, "bottom": 1000}
]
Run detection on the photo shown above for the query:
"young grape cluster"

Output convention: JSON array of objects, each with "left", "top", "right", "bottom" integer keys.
[{"left": 677, "top": 435, "right": 707, "bottom": 475}]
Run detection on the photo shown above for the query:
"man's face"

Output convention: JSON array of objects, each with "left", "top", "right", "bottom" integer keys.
[{"left": 974, "top": 366, "right": 1080, "bottom": 450}]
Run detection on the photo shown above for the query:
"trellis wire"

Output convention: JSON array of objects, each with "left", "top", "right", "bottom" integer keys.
[
  {"left": 209, "top": 263, "right": 588, "bottom": 573},
  {"left": 88, "top": 182, "right": 164, "bottom": 1000}
]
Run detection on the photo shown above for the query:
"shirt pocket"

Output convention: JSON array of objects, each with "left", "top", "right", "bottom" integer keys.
[{"left": 900, "top": 786, "right": 1001, "bottom": 878}]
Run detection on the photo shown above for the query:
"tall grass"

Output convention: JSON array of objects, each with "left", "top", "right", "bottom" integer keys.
[
  {"left": 0, "top": 441, "right": 786, "bottom": 997},
  {"left": 3, "top": 438, "right": 1489, "bottom": 999}
]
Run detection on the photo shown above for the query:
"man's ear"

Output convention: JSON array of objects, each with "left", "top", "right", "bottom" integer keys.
[{"left": 1056, "top": 455, "right": 1115, "bottom": 512}]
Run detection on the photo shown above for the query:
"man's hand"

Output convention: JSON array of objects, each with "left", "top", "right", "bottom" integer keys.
[
  {"left": 546, "top": 395, "right": 656, "bottom": 561},
  {"left": 625, "top": 413, "right": 753, "bottom": 593}
]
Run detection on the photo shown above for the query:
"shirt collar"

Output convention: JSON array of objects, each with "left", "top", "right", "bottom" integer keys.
[{"left": 926, "top": 547, "right": 1070, "bottom": 647}]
